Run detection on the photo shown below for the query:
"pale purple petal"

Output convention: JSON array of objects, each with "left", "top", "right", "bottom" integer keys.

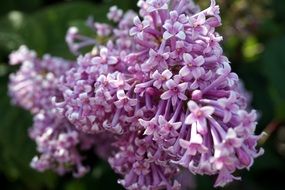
[
  {"left": 187, "top": 100, "right": 199, "bottom": 112},
  {"left": 161, "top": 91, "right": 172, "bottom": 100},
  {"left": 183, "top": 53, "right": 193, "bottom": 64}
]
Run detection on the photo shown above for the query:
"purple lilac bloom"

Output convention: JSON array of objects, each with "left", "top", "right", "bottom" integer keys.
[
  {"left": 8, "top": 0, "right": 264, "bottom": 189},
  {"left": 29, "top": 111, "right": 95, "bottom": 177},
  {"left": 107, "top": 6, "right": 123, "bottom": 22},
  {"left": 8, "top": 46, "right": 73, "bottom": 113},
  {"left": 108, "top": 132, "right": 181, "bottom": 190}
]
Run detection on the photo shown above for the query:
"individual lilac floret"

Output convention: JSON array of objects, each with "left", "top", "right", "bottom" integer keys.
[
  {"left": 163, "top": 11, "right": 186, "bottom": 40},
  {"left": 146, "top": 0, "right": 169, "bottom": 13},
  {"left": 114, "top": 90, "right": 137, "bottom": 112},
  {"left": 161, "top": 79, "right": 188, "bottom": 106},
  {"left": 129, "top": 16, "right": 150, "bottom": 39},
  {"left": 107, "top": 6, "right": 123, "bottom": 22},
  {"left": 141, "top": 47, "right": 170, "bottom": 72},
  {"left": 185, "top": 100, "right": 214, "bottom": 135},
  {"left": 181, "top": 53, "right": 205, "bottom": 80},
  {"left": 152, "top": 69, "right": 173, "bottom": 89}
]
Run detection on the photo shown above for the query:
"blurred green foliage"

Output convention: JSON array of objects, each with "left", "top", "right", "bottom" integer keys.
[{"left": 0, "top": 0, "right": 285, "bottom": 189}]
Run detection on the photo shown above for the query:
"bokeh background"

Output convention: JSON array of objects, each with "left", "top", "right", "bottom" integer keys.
[{"left": 0, "top": 0, "right": 284, "bottom": 189}]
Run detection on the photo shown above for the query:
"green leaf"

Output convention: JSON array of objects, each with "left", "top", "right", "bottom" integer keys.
[
  {"left": 262, "top": 36, "right": 285, "bottom": 119},
  {"left": 0, "top": 2, "right": 111, "bottom": 58}
]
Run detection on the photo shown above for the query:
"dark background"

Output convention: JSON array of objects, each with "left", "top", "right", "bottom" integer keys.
[{"left": 0, "top": 0, "right": 285, "bottom": 189}]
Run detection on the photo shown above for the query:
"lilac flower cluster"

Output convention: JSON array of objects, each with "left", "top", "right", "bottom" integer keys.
[
  {"left": 8, "top": 0, "right": 264, "bottom": 189},
  {"left": 9, "top": 46, "right": 72, "bottom": 113},
  {"left": 9, "top": 46, "right": 100, "bottom": 177}
]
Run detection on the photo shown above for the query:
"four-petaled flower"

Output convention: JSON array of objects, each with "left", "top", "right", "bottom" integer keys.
[
  {"left": 185, "top": 100, "right": 215, "bottom": 135},
  {"left": 107, "top": 6, "right": 123, "bottom": 22},
  {"left": 139, "top": 117, "right": 158, "bottom": 136},
  {"left": 161, "top": 79, "right": 188, "bottom": 106},
  {"left": 129, "top": 16, "right": 150, "bottom": 39},
  {"left": 146, "top": 0, "right": 169, "bottom": 13},
  {"left": 181, "top": 53, "right": 205, "bottom": 79},
  {"left": 163, "top": 11, "right": 186, "bottom": 40},
  {"left": 217, "top": 91, "right": 239, "bottom": 123},
  {"left": 157, "top": 115, "right": 181, "bottom": 138},
  {"left": 141, "top": 48, "right": 170, "bottom": 72},
  {"left": 114, "top": 90, "right": 137, "bottom": 112},
  {"left": 152, "top": 69, "right": 172, "bottom": 89},
  {"left": 188, "top": 13, "right": 208, "bottom": 38},
  {"left": 214, "top": 168, "right": 241, "bottom": 187},
  {"left": 221, "top": 128, "right": 243, "bottom": 150},
  {"left": 92, "top": 47, "right": 118, "bottom": 65}
]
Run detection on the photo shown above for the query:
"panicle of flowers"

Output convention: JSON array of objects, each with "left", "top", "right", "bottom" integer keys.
[
  {"left": 8, "top": 0, "right": 264, "bottom": 189},
  {"left": 8, "top": 47, "right": 100, "bottom": 176},
  {"left": 109, "top": 132, "right": 181, "bottom": 190},
  {"left": 8, "top": 46, "right": 73, "bottom": 113},
  {"left": 29, "top": 111, "right": 96, "bottom": 177}
]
